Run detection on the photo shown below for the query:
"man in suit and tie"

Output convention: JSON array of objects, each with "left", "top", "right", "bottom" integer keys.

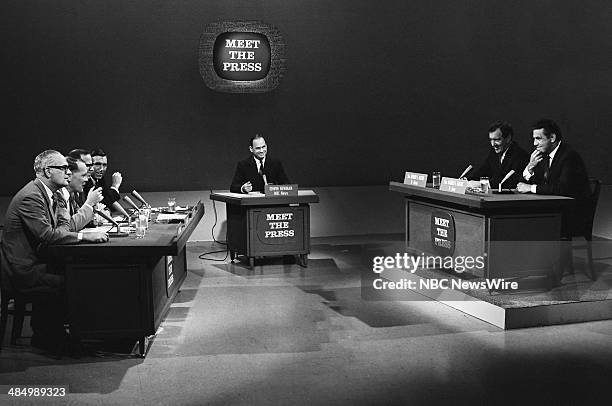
[
  {"left": 517, "top": 119, "right": 590, "bottom": 230},
  {"left": 61, "top": 156, "right": 104, "bottom": 231},
  {"left": 469, "top": 121, "right": 529, "bottom": 189},
  {"left": 88, "top": 148, "right": 123, "bottom": 207},
  {"left": 230, "top": 134, "right": 291, "bottom": 193},
  {"left": 67, "top": 148, "right": 95, "bottom": 207},
  {"left": 517, "top": 119, "right": 590, "bottom": 284},
  {"left": 0, "top": 150, "right": 108, "bottom": 350}
]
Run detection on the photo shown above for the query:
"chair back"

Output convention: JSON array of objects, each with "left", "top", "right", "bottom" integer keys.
[{"left": 583, "top": 178, "right": 601, "bottom": 237}]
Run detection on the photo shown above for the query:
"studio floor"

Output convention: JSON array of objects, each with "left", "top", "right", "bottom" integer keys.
[{"left": 1, "top": 235, "right": 611, "bottom": 406}]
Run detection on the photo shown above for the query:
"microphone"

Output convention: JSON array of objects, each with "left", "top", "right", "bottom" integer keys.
[
  {"left": 123, "top": 196, "right": 140, "bottom": 212},
  {"left": 458, "top": 165, "right": 473, "bottom": 179},
  {"left": 94, "top": 209, "right": 128, "bottom": 237},
  {"left": 112, "top": 202, "right": 130, "bottom": 221},
  {"left": 262, "top": 174, "right": 268, "bottom": 186},
  {"left": 498, "top": 170, "right": 515, "bottom": 192},
  {"left": 131, "top": 190, "right": 149, "bottom": 207}
]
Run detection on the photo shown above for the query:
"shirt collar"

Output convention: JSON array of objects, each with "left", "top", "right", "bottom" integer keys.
[
  {"left": 254, "top": 156, "right": 265, "bottom": 167},
  {"left": 548, "top": 141, "right": 562, "bottom": 162},
  {"left": 40, "top": 181, "right": 54, "bottom": 202}
]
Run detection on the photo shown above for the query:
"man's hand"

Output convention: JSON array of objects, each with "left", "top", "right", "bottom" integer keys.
[
  {"left": 241, "top": 181, "right": 253, "bottom": 193},
  {"left": 516, "top": 182, "right": 532, "bottom": 194},
  {"left": 111, "top": 172, "right": 122, "bottom": 189},
  {"left": 85, "top": 187, "right": 103, "bottom": 207},
  {"left": 526, "top": 150, "right": 544, "bottom": 174},
  {"left": 82, "top": 232, "right": 109, "bottom": 243}
]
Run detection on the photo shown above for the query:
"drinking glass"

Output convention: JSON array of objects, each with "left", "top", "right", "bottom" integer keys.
[{"left": 432, "top": 172, "right": 441, "bottom": 189}]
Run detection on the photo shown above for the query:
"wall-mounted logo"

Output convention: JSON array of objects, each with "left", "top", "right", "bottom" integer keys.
[{"left": 199, "top": 21, "right": 286, "bottom": 93}]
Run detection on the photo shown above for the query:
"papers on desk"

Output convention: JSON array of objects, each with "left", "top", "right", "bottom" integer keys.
[
  {"left": 82, "top": 225, "right": 133, "bottom": 233},
  {"left": 157, "top": 213, "right": 188, "bottom": 222}
]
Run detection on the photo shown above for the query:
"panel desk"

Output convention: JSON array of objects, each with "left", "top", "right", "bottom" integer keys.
[
  {"left": 48, "top": 201, "right": 204, "bottom": 356},
  {"left": 389, "top": 182, "right": 574, "bottom": 284},
  {"left": 210, "top": 190, "right": 319, "bottom": 268}
]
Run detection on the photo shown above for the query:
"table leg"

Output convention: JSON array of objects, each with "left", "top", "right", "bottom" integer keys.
[{"left": 249, "top": 257, "right": 255, "bottom": 269}]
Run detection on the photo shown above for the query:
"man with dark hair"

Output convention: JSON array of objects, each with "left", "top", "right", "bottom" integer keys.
[
  {"left": 0, "top": 150, "right": 108, "bottom": 350},
  {"left": 469, "top": 121, "right": 529, "bottom": 188},
  {"left": 88, "top": 148, "right": 123, "bottom": 207},
  {"left": 517, "top": 119, "right": 590, "bottom": 284},
  {"left": 67, "top": 148, "right": 94, "bottom": 206},
  {"left": 230, "top": 134, "right": 291, "bottom": 193},
  {"left": 62, "top": 157, "right": 104, "bottom": 231},
  {"left": 517, "top": 119, "right": 590, "bottom": 207}
]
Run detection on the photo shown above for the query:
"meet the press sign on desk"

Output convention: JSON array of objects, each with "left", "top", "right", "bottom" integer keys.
[{"left": 264, "top": 213, "right": 295, "bottom": 238}]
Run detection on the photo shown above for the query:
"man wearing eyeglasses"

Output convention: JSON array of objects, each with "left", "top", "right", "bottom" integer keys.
[
  {"left": 0, "top": 150, "right": 109, "bottom": 352},
  {"left": 87, "top": 148, "right": 123, "bottom": 207}
]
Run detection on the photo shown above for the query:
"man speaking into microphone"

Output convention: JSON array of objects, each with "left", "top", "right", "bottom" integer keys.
[{"left": 230, "top": 134, "right": 290, "bottom": 193}]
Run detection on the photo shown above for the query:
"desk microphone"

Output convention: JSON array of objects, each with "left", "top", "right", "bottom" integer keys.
[
  {"left": 131, "top": 190, "right": 149, "bottom": 207},
  {"left": 112, "top": 201, "right": 130, "bottom": 221},
  {"left": 94, "top": 209, "right": 129, "bottom": 237},
  {"left": 498, "top": 170, "right": 515, "bottom": 192},
  {"left": 459, "top": 165, "right": 473, "bottom": 179},
  {"left": 123, "top": 196, "right": 140, "bottom": 212},
  {"left": 262, "top": 174, "right": 268, "bottom": 186}
]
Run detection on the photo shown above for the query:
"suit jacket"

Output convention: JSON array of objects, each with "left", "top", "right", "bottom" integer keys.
[
  {"left": 67, "top": 192, "right": 94, "bottom": 232},
  {"left": 470, "top": 142, "right": 529, "bottom": 188},
  {"left": 0, "top": 179, "right": 79, "bottom": 291},
  {"left": 525, "top": 143, "right": 590, "bottom": 235},
  {"left": 83, "top": 175, "right": 120, "bottom": 208},
  {"left": 230, "top": 156, "right": 290, "bottom": 193}
]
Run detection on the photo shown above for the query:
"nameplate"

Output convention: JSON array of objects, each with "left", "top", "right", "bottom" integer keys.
[
  {"left": 439, "top": 177, "right": 467, "bottom": 194},
  {"left": 265, "top": 184, "right": 298, "bottom": 197},
  {"left": 403, "top": 172, "right": 428, "bottom": 187}
]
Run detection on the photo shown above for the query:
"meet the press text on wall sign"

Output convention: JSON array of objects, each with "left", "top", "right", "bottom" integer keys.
[{"left": 213, "top": 32, "right": 271, "bottom": 81}]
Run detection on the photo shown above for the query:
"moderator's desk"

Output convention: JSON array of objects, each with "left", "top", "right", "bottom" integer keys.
[
  {"left": 389, "top": 182, "right": 573, "bottom": 282},
  {"left": 210, "top": 190, "right": 319, "bottom": 268},
  {"left": 48, "top": 202, "right": 204, "bottom": 356}
]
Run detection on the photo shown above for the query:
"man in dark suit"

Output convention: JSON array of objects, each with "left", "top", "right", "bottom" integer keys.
[
  {"left": 88, "top": 148, "right": 123, "bottom": 207},
  {"left": 469, "top": 121, "right": 529, "bottom": 189},
  {"left": 517, "top": 119, "right": 590, "bottom": 232},
  {"left": 0, "top": 150, "right": 108, "bottom": 350},
  {"left": 230, "top": 134, "right": 290, "bottom": 193},
  {"left": 517, "top": 119, "right": 590, "bottom": 283}
]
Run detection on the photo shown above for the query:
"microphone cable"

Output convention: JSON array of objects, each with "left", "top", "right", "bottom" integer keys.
[{"left": 198, "top": 188, "right": 229, "bottom": 262}]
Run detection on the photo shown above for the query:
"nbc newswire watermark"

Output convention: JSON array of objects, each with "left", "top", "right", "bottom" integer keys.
[{"left": 361, "top": 251, "right": 521, "bottom": 300}]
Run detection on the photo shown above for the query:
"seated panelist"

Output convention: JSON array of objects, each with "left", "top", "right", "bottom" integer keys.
[
  {"left": 85, "top": 148, "right": 123, "bottom": 207},
  {"left": 61, "top": 156, "right": 104, "bottom": 231},
  {"left": 468, "top": 121, "right": 529, "bottom": 189},
  {"left": 230, "top": 134, "right": 290, "bottom": 193},
  {"left": 0, "top": 150, "right": 108, "bottom": 351},
  {"left": 517, "top": 119, "right": 590, "bottom": 236}
]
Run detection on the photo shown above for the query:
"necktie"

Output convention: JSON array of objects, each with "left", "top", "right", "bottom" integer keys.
[
  {"left": 542, "top": 155, "right": 551, "bottom": 183},
  {"left": 52, "top": 191, "right": 66, "bottom": 223}
]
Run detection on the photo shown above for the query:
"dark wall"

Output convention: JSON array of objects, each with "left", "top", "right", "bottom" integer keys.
[{"left": 1, "top": 0, "right": 611, "bottom": 193}]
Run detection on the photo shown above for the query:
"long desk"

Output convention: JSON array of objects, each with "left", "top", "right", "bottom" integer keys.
[
  {"left": 389, "top": 182, "right": 573, "bottom": 283},
  {"left": 210, "top": 190, "right": 319, "bottom": 268},
  {"left": 48, "top": 202, "right": 204, "bottom": 356}
]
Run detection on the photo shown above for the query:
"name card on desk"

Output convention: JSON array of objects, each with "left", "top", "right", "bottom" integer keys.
[
  {"left": 265, "top": 184, "right": 298, "bottom": 197},
  {"left": 439, "top": 177, "right": 468, "bottom": 194},
  {"left": 403, "top": 172, "right": 428, "bottom": 187}
]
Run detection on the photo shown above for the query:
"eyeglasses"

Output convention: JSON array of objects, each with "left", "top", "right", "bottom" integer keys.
[
  {"left": 47, "top": 165, "right": 71, "bottom": 173},
  {"left": 84, "top": 163, "right": 94, "bottom": 168},
  {"left": 92, "top": 163, "right": 108, "bottom": 167}
]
